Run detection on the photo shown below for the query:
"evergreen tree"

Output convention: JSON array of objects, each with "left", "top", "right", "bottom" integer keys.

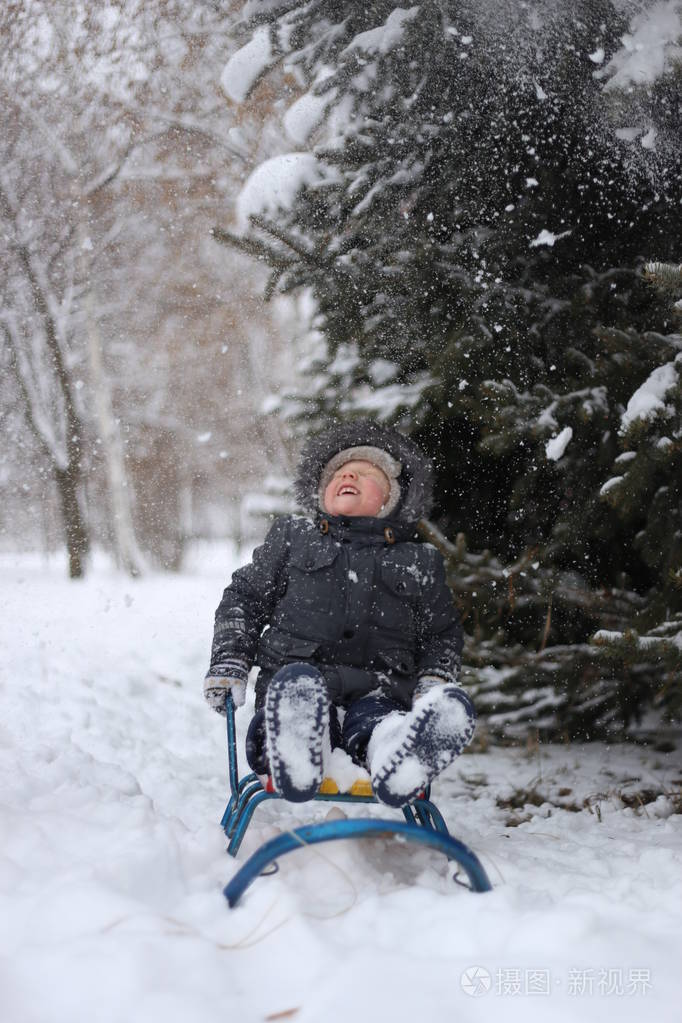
[
  {"left": 592, "top": 262, "right": 682, "bottom": 723},
  {"left": 216, "top": 1, "right": 682, "bottom": 735}
]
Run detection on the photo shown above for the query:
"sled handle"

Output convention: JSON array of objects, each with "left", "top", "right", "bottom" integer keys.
[{"left": 225, "top": 692, "right": 240, "bottom": 798}]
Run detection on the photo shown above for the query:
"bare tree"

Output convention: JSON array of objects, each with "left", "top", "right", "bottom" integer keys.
[
  {"left": 0, "top": 0, "right": 303, "bottom": 573},
  {"left": 0, "top": 168, "right": 91, "bottom": 576},
  {"left": 0, "top": 1, "right": 232, "bottom": 574}
]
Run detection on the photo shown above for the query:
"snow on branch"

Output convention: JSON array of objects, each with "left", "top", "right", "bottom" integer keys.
[
  {"left": 598, "top": 1, "right": 682, "bottom": 91},
  {"left": 644, "top": 261, "right": 682, "bottom": 292},
  {"left": 234, "top": 152, "right": 341, "bottom": 233},
  {"left": 220, "top": 25, "right": 274, "bottom": 103},
  {"left": 545, "top": 426, "right": 573, "bottom": 461},
  {"left": 619, "top": 357, "right": 680, "bottom": 435},
  {"left": 592, "top": 626, "right": 682, "bottom": 665},
  {"left": 341, "top": 7, "right": 420, "bottom": 57},
  {"left": 339, "top": 373, "right": 433, "bottom": 420},
  {"left": 284, "top": 77, "right": 337, "bottom": 144}
]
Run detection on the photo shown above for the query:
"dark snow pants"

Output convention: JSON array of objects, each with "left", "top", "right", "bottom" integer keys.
[{"left": 245, "top": 662, "right": 405, "bottom": 774}]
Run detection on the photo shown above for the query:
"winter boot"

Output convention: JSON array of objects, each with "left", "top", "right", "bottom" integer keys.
[
  {"left": 264, "top": 663, "right": 330, "bottom": 802},
  {"left": 368, "top": 685, "right": 475, "bottom": 808}
]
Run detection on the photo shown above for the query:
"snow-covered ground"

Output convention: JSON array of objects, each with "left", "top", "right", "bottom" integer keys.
[{"left": 1, "top": 550, "right": 681, "bottom": 1023}]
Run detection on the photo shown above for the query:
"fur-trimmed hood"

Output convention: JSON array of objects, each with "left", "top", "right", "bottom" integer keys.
[{"left": 294, "top": 419, "right": 433, "bottom": 524}]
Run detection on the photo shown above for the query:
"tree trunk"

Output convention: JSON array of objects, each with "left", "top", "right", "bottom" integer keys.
[
  {"left": 85, "top": 288, "right": 145, "bottom": 576},
  {"left": 54, "top": 464, "right": 90, "bottom": 578},
  {"left": 0, "top": 188, "right": 93, "bottom": 579}
]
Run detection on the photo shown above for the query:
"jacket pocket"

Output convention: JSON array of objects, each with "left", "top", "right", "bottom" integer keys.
[
  {"left": 375, "top": 647, "right": 416, "bottom": 677},
  {"left": 287, "top": 542, "right": 340, "bottom": 613},
  {"left": 374, "top": 560, "right": 420, "bottom": 639},
  {"left": 380, "top": 561, "right": 421, "bottom": 600},
  {"left": 290, "top": 543, "right": 340, "bottom": 573},
  {"left": 258, "top": 627, "right": 320, "bottom": 665}
]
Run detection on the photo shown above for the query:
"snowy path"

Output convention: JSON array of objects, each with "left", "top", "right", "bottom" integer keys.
[{"left": 1, "top": 553, "right": 681, "bottom": 1023}]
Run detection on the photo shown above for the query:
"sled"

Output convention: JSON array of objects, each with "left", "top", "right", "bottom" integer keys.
[{"left": 220, "top": 693, "right": 492, "bottom": 906}]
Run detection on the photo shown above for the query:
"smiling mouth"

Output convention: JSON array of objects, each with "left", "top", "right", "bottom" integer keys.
[{"left": 337, "top": 485, "right": 359, "bottom": 496}]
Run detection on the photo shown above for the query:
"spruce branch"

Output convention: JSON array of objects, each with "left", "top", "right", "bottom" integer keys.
[
  {"left": 643, "top": 262, "right": 682, "bottom": 294},
  {"left": 249, "top": 214, "right": 326, "bottom": 266},
  {"left": 222, "top": 215, "right": 359, "bottom": 294},
  {"left": 595, "top": 325, "right": 682, "bottom": 355},
  {"left": 591, "top": 627, "right": 682, "bottom": 669},
  {"left": 210, "top": 226, "right": 295, "bottom": 271},
  {"left": 641, "top": 330, "right": 682, "bottom": 353},
  {"left": 264, "top": 269, "right": 284, "bottom": 302},
  {"left": 417, "top": 518, "right": 458, "bottom": 558}
]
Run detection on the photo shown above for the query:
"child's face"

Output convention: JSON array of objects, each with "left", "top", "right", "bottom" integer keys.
[{"left": 323, "top": 459, "right": 391, "bottom": 517}]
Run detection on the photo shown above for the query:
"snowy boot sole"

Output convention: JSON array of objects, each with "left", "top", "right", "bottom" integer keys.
[
  {"left": 265, "top": 668, "right": 330, "bottom": 802},
  {"left": 369, "top": 686, "right": 475, "bottom": 808}
]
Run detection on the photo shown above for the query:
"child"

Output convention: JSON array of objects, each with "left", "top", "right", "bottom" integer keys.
[{"left": 204, "top": 420, "right": 475, "bottom": 807}]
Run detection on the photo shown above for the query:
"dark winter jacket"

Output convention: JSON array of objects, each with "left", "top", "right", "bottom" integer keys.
[{"left": 207, "top": 421, "right": 463, "bottom": 708}]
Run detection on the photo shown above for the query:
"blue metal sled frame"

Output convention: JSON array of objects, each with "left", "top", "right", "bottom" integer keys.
[{"left": 221, "top": 693, "right": 492, "bottom": 906}]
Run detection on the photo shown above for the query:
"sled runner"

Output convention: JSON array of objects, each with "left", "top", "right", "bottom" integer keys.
[{"left": 221, "top": 693, "right": 492, "bottom": 906}]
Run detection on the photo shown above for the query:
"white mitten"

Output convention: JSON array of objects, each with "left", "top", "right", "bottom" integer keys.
[{"left": 203, "top": 676, "right": 246, "bottom": 714}]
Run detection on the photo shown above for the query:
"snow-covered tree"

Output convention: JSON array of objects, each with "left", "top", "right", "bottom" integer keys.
[
  {"left": 215, "top": 0, "right": 681, "bottom": 735},
  {"left": 0, "top": 155, "right": 92, "bottom": 577},
  {"left": 592, "top": 262, "right": 682, "bottom": 722},
  {"left": 0, "top": 0, "right": 179, "bottom": 575},
  {"left": 1, "top": 0, "right": 299, "bottom": 573}
]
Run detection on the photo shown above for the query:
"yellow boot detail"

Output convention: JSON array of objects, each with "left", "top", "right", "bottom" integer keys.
[{"left": 349, "top": 780, "right": 374, "bottom": 797}]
